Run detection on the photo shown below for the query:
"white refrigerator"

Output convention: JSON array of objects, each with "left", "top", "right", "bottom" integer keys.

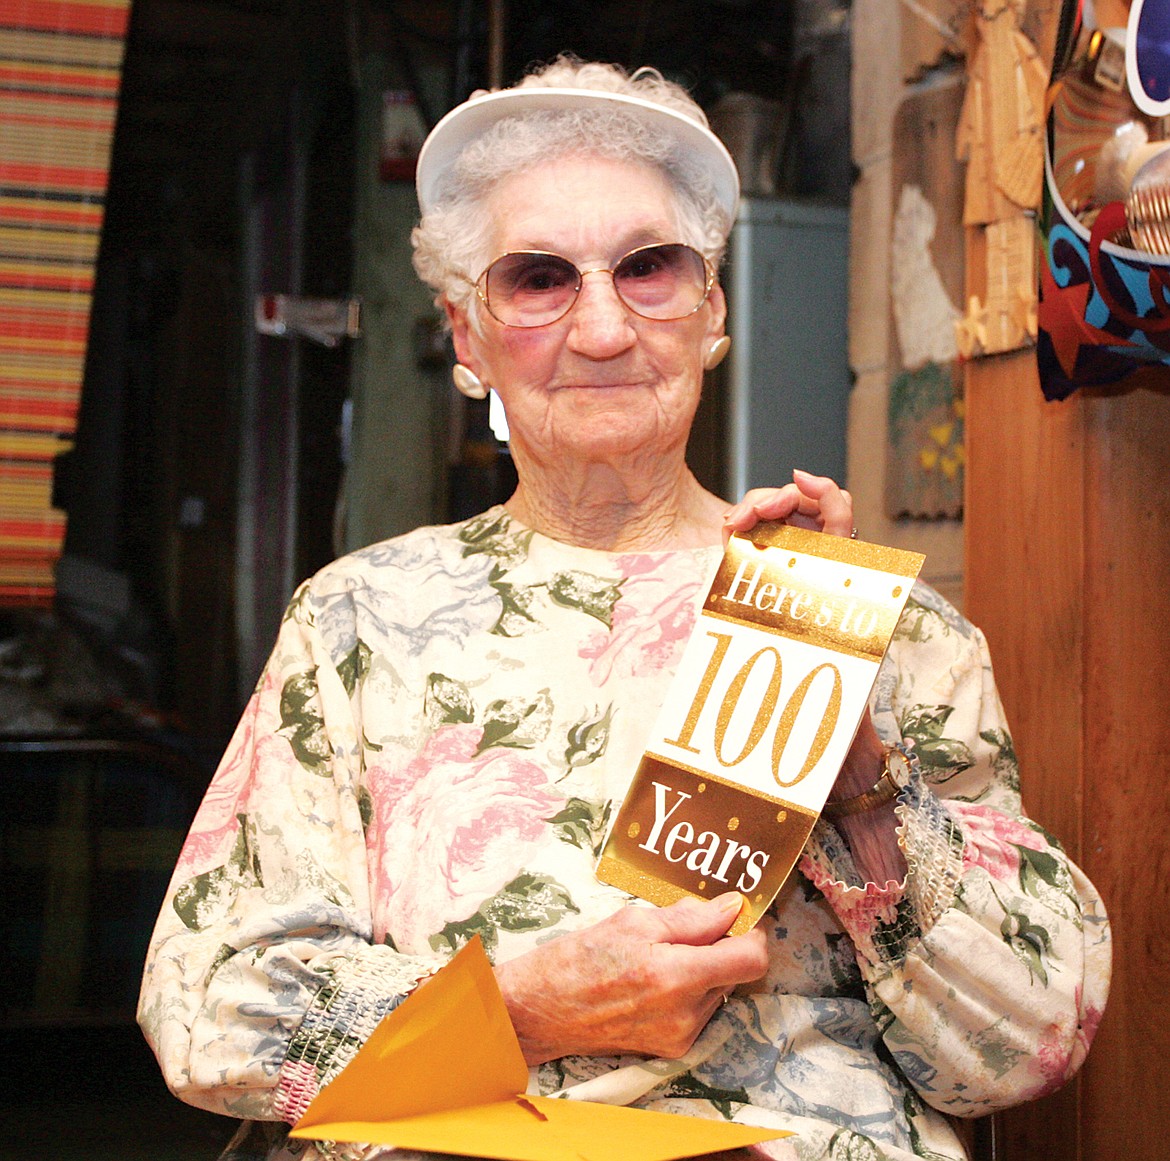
[{"left": 724, "top": 197, "right": 851, "bottom": 498}]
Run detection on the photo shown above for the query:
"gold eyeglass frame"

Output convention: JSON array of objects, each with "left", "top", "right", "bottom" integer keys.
[{"left": 467, "top": 242, "right": 717, "bottom": 328}]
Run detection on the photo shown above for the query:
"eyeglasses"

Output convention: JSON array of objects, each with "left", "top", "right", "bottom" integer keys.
[{"left": 471, "top": 242, "right": 715, "bottom": 328}]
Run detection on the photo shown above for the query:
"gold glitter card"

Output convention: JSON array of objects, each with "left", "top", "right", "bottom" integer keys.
[{"left": 597, "top": 524, "right": 924, "bottom": 934}]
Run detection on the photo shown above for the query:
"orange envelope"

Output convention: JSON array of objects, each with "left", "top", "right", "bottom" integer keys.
[{"left": 290, "top": 936, "right": 788, "bottom": 1160}]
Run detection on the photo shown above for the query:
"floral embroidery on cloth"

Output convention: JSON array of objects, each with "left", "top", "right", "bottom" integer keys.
[{"left": 139, "top": 508, "right": 1111, "bottom": 1161}]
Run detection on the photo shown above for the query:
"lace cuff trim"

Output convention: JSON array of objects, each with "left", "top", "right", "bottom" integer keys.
[{"left": 801, "top": 773, "right": 966, "bottom": 977}]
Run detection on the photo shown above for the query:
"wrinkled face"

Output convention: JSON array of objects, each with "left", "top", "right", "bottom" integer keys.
[{"left": 446, "top": 155, "right": 726, "bottom": 475}]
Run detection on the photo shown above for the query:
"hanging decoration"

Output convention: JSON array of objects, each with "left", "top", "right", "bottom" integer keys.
[
  {"left": 1038, "top": 0, "right": 1170, "bottom": 397},
  {"left": 886, "top": 77, "right": 967, "bottom": 520},
  {"left": 955, "top": 0, "right": 1049, "bottom": 358}
]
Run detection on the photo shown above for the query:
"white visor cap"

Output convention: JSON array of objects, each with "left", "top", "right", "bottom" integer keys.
[{"left": 414, "top": 86, "right": 740, "bottom": 223}]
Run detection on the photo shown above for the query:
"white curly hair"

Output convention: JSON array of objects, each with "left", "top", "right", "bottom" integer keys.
[{"left": 410, "top": 55, "right": 733, "bottom": 324}]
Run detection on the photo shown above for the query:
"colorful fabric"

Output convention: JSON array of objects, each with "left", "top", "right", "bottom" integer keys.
[
  {"left": 139, "top": 508, "right": 1111, "bottom": 1161},
  {"left": 0, "top": 0, "right": 131, "bottom": 602},
  {"left": 1037, "top": 15, "right": 1170, "bottom": 400}
]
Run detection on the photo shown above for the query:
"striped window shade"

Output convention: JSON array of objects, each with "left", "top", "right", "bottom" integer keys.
[{"left": 0, "top": 0, "right": 132, "bottom": 605}]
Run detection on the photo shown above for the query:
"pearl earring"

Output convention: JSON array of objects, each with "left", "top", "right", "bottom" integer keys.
[
  {"left": 704, "top": 335, "right": 731, "bottom": 370},
  {"left": 452, "top": 363, "right": 488, "bottom": 400}
]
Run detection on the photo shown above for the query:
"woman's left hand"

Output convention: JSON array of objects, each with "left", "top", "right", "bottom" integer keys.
[{"left": 722, "top": 468, "right": 853, "bottom": 545}]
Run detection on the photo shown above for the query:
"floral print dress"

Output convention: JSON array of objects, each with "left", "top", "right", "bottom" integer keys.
[{"left": 138, "top": 508, "right": 1111, "bottom": 1161}]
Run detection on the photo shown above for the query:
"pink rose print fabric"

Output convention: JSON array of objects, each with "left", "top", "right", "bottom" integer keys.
[
  {"left": 139, "top": 507, "right": 1110, "bottom": 1161},
  {"left": 366, "top": 724, "right": 561, "bottom": 948},
  {"left": 579, "top": 552, "right": 703, "bottom": 684},
  {"left": 951, "top": 802, "right": 1049, "bottom": 882}
]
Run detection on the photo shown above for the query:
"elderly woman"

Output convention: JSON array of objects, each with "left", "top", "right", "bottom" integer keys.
[{"left": 140, "top": 58, "right": 1110, "bottom": 1161}]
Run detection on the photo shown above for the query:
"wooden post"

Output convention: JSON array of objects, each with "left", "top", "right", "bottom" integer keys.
[{"left": 965, "top": 348, "right": 1170, "bottom": 1158}]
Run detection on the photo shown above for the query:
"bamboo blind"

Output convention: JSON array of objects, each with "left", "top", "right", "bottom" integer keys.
[{"left": 0, "top": 0, "right": 130, "bottom": 604}]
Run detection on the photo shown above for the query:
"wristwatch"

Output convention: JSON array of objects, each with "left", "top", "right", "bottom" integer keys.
[{"left": 822, "top": 747, "right": 911, "bottom": 819}]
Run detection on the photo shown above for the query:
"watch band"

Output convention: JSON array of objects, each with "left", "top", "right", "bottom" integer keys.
[{"left": 822, "top": 747, "right": 907, "bottom": 819}]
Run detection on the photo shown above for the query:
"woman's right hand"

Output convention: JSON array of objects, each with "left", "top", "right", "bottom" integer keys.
[{"left": 492, "top": 892, "right": 769, "bottom": 1065}]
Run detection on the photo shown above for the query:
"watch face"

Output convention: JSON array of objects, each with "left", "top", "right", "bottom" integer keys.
[{"left": 887, "top": 749, "right": 912, "bottom": 790}]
